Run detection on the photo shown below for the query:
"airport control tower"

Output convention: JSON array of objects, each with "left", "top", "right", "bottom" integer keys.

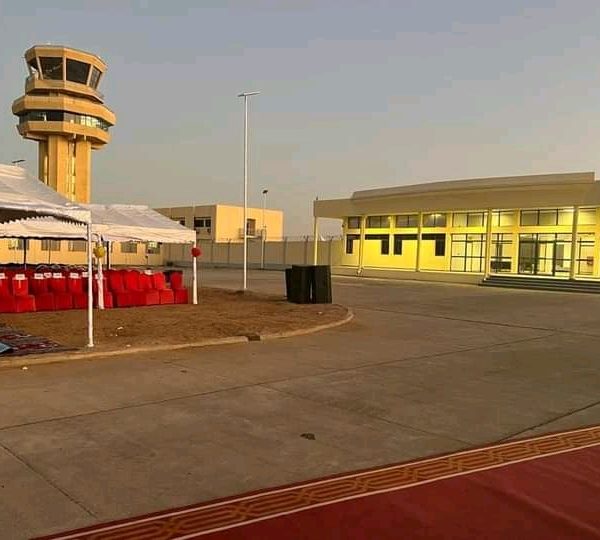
[{"left": 12, "top": 45, "right": 116, "bottom": 203}]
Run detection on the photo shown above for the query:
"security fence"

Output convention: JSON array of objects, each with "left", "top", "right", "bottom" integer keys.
[{"left": 163, "top": 236, "right": 343, "bottom": 269}]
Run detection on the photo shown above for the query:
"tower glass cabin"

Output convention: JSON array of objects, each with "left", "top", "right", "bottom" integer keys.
[{"left": 12, "top": 45, "right": 116, "bottom": 203}]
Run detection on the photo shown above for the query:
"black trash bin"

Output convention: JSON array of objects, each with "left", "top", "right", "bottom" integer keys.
[
  {"left": 287, "top": 265, "right": 312, "bottom": 304},
  {"left": 286, "top": 265, "right": 332, "bottom": 304}
]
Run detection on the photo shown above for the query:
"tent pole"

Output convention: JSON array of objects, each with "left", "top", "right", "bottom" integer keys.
[
  {"left": 192, "top": 249, "right": 198, "bottom": 305},
  {"left": 86, "top": 223, "right": 94, "bottom": 347},
  {"left": 97, "top": 242, "right": 105, "bottom": 310},
  {"left": 23, "top": 239, "right": 27, "bottom": 269}
]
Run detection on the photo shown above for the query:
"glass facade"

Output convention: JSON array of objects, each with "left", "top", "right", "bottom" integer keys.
[
  {"left": 19, "top": 110, "right": 111, "bottom": 131},
  {"left": 343, "top": 206, "right": 599, "bottom": 278},
  {"left": 451, "top": 234, "right": 485, "bottom": 272}
]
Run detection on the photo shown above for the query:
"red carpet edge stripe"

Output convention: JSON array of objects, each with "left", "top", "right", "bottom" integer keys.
[{"left": 35, "top": 424, "right": 600, "bottom": 540}]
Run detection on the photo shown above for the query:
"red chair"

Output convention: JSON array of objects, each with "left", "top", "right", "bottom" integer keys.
[
  {"left": 49, "top": 273, "right": 73, "bottom": 310},
  {"left": 108, "top": 270, "right": 135, "bottom": 308},
  {"left": 152, "top": 272, "right": 174, "bottom": 305},
  {"left": 10, "top": 274, "right": 36, "bottom": 313},
  {"left": 136, "top": 271, "right": 160, "bottom": 306},
  {"left": 0, "top": 273, "right": 16, "bottom": 313},
  {"left": 31, "top": 273, "right": 55, "bottom": 311},
  {"left": 168, "top": 271, "right": 188, "bottom": 304}
]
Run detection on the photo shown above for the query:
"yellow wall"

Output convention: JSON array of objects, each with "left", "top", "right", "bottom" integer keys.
[{"left": 155, "top": 204, "right": 284, "bottom": 242}]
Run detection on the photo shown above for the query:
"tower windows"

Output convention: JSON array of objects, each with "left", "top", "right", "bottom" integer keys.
[
  {"left": 39, "top": 57, "right": 63, "bottom": 80},
  {"left": 66, "top": 59, "right": 90, "bottom": 84},
  {"left": 89, "top": 67, "right": 102, "bottom": 89}
]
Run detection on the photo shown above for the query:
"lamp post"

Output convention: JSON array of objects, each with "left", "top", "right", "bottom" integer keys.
[
  {"left": 237, "top": 91, "right": 260, "bottom": 291},
  {"left": 261, "top": 188, "right": 268, "bottom": 269}
]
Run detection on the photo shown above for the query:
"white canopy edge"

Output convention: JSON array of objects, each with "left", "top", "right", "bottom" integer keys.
[
  {"left": 0, "top": 216, "right": 90, "bottom": 240},
  {"left": 0, "top": 164, "right": 90, "bottom": 224},
  {"left": 86, "top": 204, "right": 195, "bottom": 244}
]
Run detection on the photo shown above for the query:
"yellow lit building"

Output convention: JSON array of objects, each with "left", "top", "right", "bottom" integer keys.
[
  {"left": 314, "top": 172, "right": 600, "bottom": 283},
  {"left": 156, "top": 204, "right": 284, "bottom": 242},
  {"left": 11, "top": 45, "right": 116, "bottom": 203}
]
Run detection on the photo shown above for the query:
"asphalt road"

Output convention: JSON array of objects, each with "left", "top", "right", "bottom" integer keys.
[{"left": 1, "top": 268, "right": 599, "bottom": 539}]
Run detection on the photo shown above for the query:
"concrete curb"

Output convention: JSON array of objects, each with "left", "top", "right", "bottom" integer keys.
[
  {"left": 0, "top": 307, "right": 354, "bottom": 370},
  {"left": 258, "top": 307, "right": 354, "bottom": 341}
]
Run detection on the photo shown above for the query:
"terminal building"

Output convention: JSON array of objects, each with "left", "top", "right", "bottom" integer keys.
[{"left": 314, "top": 172, "right": 600, "bottom": 283}]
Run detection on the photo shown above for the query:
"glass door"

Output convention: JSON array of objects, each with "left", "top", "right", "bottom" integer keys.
[{"left": 518, "top": 234, "right": 571, "bottom": 276}]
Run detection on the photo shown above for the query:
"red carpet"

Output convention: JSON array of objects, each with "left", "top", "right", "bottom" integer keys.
[{"left": 37, "top": 425, "right": 600, "bottom": 540}]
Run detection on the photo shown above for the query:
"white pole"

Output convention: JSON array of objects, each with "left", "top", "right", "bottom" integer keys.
[
  {"left": 97, "top": 242, "right": 105, "bottom": 310},
  {"left": 238, "top": 91, "right": 259, "bottom": 290},
  {"left": 192, "top": 249, "right": 198, "bottom": 305},
  {"left": 261, "top": 190, "right": 267, "bottom": 270},
  {"left": 243, "top": 95, "right": 248, "bottom": 291},
  {"left": 86, "top": 223, "right": 94, "bottom": 348}
]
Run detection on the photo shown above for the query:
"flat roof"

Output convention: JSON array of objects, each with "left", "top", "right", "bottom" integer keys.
[{"left": 352, "top": 172, "right": 595, "bottom": 200}]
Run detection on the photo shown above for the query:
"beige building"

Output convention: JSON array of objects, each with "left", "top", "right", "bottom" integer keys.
[
  {"left": 156, "top": 204, "right": 284, "bottom": 242},
  {"left": 314, "top": 172, "right": 600, "bottom": 283},
  {"left": 12, "top": 45, "right": 116, "bottom": 203}
]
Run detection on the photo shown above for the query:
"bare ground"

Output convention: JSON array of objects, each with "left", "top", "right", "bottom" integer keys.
[{"left": 0, "top": 288, "right": 348, "bottom": 351}]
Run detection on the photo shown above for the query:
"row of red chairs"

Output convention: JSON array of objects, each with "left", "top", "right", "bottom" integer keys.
[{"left": 0, "top": 269, "right": 188, "bottom": 313}]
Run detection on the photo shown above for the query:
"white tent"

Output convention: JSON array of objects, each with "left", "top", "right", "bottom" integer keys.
[
  {"left": 0, "top": 164, "right": 199, "bottom": 344},
  {"left": 0, "top": 164, "right": 94, "bottom": 348}
]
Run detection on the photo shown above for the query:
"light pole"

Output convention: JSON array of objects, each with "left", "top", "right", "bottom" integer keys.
[
  {"left": 261, "top": 188, "right": 268, "bottom": 269},
  {"left": 237, "top": 91, "right": 260, "bottom": 291}
]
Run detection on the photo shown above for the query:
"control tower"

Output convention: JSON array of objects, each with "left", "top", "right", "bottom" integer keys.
[{"left": 12, "top": 45, "right": 116, "bottom": 203}]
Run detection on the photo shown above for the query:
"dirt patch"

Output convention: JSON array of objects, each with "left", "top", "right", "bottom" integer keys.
[{"left": 0, "top": 288, "right": 348, "bottom": 352}]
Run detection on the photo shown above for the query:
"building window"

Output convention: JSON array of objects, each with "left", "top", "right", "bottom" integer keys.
[
  {"left": 347, "top": 216, "right": 361, "bottom": 229},
  {"left": 579, "top": 208, "right": 597, "bottom": 226},
  {"left": 576, "top": 233, "right": 594, "bottom": 276},
  {"left": 366, "top": 216, "right": 390, "bottom": 229},
  {"left": 39, "top": 57, "right": 63, "bottom": 80},
  {"left": 172, "top": 217, "right": 186, "bottom": 226},
  {"left": 121, "top": 241, "right": 138, "bottom": 254},
  {"left": 452, "top": 212, "right": 486, "bottom": 228},
  {"left": 8, "top": 239, "right": 28, "bottom": 251},
  {"left": 246, "top": 218, "right": 256, "bottom": 236},
  {"left": 518, "top": 233, "right": 572, "bottom": 275},
  {"left": 68, "top": 240, "right": 87, "bottom": 252},
  {"left": 422, "top": 233, "right": 446, "bottom": 256},
  {"left": 147, "top": 242, "right": 161, "bottom": 255},
  {"left": 345, "top": 234, "right": 360, "bottom": 254},
  {"left": 520, "top": 208, "right": 573, "bottom": 227},
  {"left": 393, "top": 234, "right": 417, "bottom": 255},
  {"left": 41, "top": 240, "right": 61, "bottom": 251},
  {"left": 66, "top": 59, "right": 90, "bottom": 84},
  {"left": 19, "top": 111, "right": 111, "bottom": 132},
  {"left": 27, "top": 58, "right": 40, "bottom": 78},
  {"left": 423, "top": 213, "right": 447, "bottom": 228},
  {"left": 491, "top": 210, "right": 516, "bottom": 227},
  {"left": 194, "top": 217, "right": 212, "bottom": 230},
  {"left": 491, "top": 233, "right": 513, "bottom": 272},
  {"left": 365, "top": 234, "right": 389, "bottom": 255},
  {"left": 89, "top": 67, "right": 102, "bottom": 89},
  {"left": 395, "top": 214, "right": 418, "bottom": 228},
  {"left": 451, "top": 234, "right": 485, "bottom": 272}
]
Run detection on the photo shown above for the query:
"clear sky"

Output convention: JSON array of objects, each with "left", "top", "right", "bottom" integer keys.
[{"left": 2, "top": 1, "right": 600, "bottom": 235}]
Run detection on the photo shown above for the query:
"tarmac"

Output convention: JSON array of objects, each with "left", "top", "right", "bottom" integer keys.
[{"left": 1, "top": 268, "right": 599, "bottom": 539}]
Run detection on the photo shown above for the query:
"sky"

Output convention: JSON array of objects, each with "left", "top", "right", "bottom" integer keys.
[{"left": 2, "top": 1, "right": 600, "bottom": 235}]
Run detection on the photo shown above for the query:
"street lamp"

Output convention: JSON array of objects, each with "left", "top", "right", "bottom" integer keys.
[
  {"left": 237, "top": 91, "right": 260, "bottom": 291},
  {"left": 261, "top": 189, "right": 269, "bottom": 270}
]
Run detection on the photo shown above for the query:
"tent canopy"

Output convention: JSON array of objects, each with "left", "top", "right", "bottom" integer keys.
[
  {"left": 87, "top": 204, "right": 195, "bottom": 244},
  {"left": 0, "top": 165, "right": 194, "bottom": 244},
  {"left": 0, "top": 164, "right": 90, "bottom": 224}
]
